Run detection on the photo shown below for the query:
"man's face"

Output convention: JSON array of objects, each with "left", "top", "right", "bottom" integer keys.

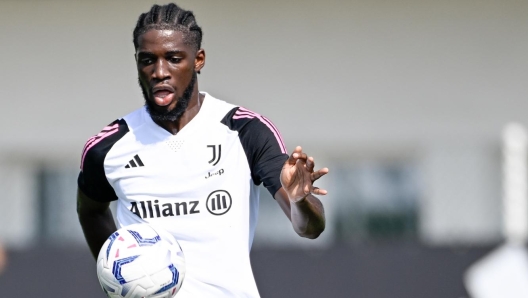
[{"left": 136, "top": 29, "right": 202, "bottom": 122}]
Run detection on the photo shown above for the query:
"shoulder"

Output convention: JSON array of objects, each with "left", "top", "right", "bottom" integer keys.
[
  {"left": 221, "top": 105, "right": 288, "bottom": 155},
  {"left": 80, "top": 117, "right": 131, "bottom": 171},
  {"left": 80, "top": 107, "right": 150, "bottom": 169},
  {"left": 220, "top": 106, "right": 270, "bottom": 128},
  {"left": 202, "top": 92, "right": 288, "bottom": 153},
  {"left": 78, "top": 117, "right": 129, "bottom": 201}
]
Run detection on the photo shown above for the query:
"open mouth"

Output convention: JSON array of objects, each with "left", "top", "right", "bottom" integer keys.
[
  {"left": 153, "top": 90, "right": 175, "bottom": 107},
  {"left": 152, "top": 86, "right": 175, "bottom": 107}
]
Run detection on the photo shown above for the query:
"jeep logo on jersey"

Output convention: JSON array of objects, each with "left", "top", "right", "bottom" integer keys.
[
  {"left": 207, "top": 144, "right": 221, "bottom": 166},
  {"left": 205, "top": 168, "right": 224, "bottom": 179},
  {"left": 206, "top": 190, "right": 232, "bottom": 216}
]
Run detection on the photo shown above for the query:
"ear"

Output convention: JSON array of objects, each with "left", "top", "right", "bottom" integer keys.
[{"left": 195, "top": 49, "right": 205, "bottom": 74}]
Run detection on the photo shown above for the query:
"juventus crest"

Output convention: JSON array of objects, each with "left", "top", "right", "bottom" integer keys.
[{"left": 207, "top": 144, "right": 221, "bottom": 166}]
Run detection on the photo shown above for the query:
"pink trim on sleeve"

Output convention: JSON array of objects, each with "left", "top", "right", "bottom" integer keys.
[
  {"left": 234, "top": 107, "right": 288, "bottom": 154},
  {"left": 80, "top": 123, "right": 119, "bottom": 170}
]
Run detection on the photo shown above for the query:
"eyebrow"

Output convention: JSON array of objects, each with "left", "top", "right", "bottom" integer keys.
[
  {"left": 136, "top": 50, "right": 185, "bottom": 56},
  {"left": 165, "top": 50, "right": 185, "bottom": 56}
]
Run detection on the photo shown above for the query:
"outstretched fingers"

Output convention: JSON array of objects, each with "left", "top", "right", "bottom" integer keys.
[
  {"left": 286, "top": 146, "right": 303, "bottom": 165},
  {"left": 287, "top": 146, "right": 308, "bottom": 166},
  {"left": 309, "top": 167, "right": 329, "bottom": 196},
  {"left": 282, "top": 146, "right": 330, "bottom": 199},
  {"left": 311, "top": 167, "right": 329, "bottom": 182},
  {"left": 311, "top": 186, "right": 328, "bottom": 196},
  {"left": 306, "top": 156, "right": 315, "bottom": 172}
]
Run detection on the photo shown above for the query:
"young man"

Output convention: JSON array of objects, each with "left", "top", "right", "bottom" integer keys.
[{"left": 77, "top": 3, "right": 328, "bottom": 297}]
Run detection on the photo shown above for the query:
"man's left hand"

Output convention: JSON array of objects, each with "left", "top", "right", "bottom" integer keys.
[{"left": 280, "top": 146, "right": 329, "bottom": 202}]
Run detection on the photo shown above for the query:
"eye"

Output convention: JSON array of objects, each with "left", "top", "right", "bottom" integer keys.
[
  {"left": 169, "top": 57, "right": 182, "bottom": 63},
  {"left": 140, "top": 57, "right": 154, "bottom": 65}
]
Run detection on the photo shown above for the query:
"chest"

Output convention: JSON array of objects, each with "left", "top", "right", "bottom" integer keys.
[{"left": 105, "top": 124, "right": 250, "bottom": 201}]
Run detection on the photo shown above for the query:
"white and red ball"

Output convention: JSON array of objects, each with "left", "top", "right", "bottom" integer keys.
[{"left": 96, "top": 223, "right": 185, "bottom": 298}]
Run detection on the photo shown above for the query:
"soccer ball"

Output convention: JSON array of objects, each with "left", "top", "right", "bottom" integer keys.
[{"left": 96, "top": 223, "right": 186, "bottom": 298}]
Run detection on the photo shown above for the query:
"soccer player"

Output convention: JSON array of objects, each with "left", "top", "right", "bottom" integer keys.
[{"left": 77, "top": 3, "right": 328, "bottom": 297}]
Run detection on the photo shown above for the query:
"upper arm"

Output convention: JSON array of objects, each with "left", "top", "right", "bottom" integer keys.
[{"left": 77, "top": 187, "right": 111, "bottom": 215}]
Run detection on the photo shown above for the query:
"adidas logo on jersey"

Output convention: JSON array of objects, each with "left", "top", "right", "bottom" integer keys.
[{"left": 125, "top": 154, "right": 144, "bottom": 168}]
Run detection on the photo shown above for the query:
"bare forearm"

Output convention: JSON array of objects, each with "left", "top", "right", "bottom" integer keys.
[
  {"left": 290, "top": 194, "right": 325, "bottom": 239},
  {"left": 78, "top": 209, "right": 116, "bottom": 260}
]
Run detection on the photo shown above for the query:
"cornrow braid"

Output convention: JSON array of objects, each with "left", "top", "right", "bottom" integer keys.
[{"left": 133, "top": 3, "right": 203, "bottom": 51}]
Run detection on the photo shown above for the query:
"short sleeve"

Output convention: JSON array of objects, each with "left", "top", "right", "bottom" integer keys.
[
  {"left": 78, "top": 119, "right": 129, "bottom": 202},
  {"left": 221, "top": 107, "right": 288, "bottom": 197}
]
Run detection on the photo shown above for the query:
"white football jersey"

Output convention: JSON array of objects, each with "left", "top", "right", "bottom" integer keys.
[{"left": 78, "top": 92, "right": 288, "bottom": 297}]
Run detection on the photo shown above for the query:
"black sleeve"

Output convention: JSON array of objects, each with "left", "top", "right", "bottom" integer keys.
[
  {"left": 77, "top": 119, "right": 129, "bottom": 202},
  {"left": 221, "top": 107, "right": 289, "bottom": 197}
]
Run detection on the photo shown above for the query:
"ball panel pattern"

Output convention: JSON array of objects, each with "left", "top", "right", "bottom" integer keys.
[{"left": 96, "top": 223, "right": 186, "bottom": 298}]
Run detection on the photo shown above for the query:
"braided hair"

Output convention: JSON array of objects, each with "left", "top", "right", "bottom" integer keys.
[{"left": 133, "top": 3, "right": 203, "bottom": 51}]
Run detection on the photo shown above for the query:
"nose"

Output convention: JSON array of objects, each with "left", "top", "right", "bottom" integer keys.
[{"left": 152, "top": 59, "right": 170, "bottom": 81}]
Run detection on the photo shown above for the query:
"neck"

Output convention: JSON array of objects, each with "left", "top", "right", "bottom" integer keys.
[{"left": 154, "top": 87, "right": 204, "bottom": 135}]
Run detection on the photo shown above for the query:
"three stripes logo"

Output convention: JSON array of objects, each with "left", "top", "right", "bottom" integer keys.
[
  {"left": 233, "top": 107, "right": 287, "bottom": 154},
  {"left": 206, "top": 190, "right": 232, "bottom": 216},
  {"left": 125, "top": 154, "right": 145, "bottom": 168},
  {"left": 81, "top": 122, "right": 120, "bottom": 170}
]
